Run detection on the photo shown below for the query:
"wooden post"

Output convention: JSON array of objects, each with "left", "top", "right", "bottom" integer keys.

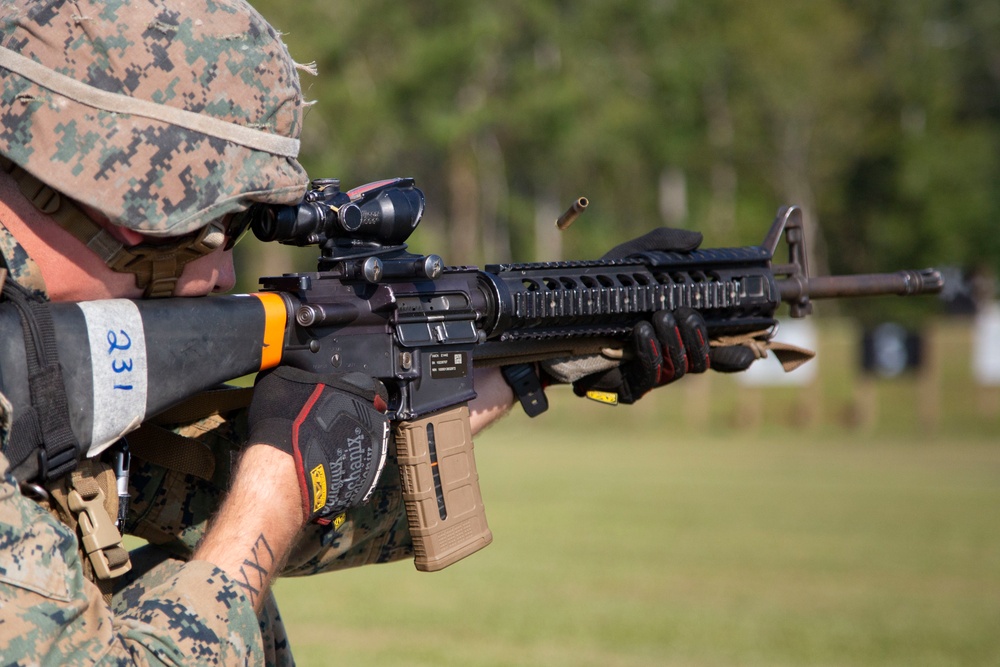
[
  {"left": 851, "top": 375, "right": 879, "bottom": 432},
  {"left": 917, "top": 323, "right": 941, "bottom": 433}
]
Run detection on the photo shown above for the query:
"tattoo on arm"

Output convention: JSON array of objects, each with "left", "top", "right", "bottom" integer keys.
[{"left": 233, "top": 533, "right": 275, "bottom": 606}]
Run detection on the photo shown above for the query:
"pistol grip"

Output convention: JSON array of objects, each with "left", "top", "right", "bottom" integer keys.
[{"left": 395, "top": 405, "right": 493, "bottom": 571}]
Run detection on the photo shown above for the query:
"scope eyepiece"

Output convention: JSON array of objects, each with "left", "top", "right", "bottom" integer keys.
[{"left": 250, "top": 201, "right": 327, "bottom": 243}]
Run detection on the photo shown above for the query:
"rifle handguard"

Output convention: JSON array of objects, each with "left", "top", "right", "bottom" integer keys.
[{"left": 395, "top": 405, "right": 493, "bottom": 571}]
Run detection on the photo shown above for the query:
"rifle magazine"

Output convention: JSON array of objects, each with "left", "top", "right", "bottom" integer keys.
[{"left": 395, "top": 405, "right": 493, "bottom": 572}]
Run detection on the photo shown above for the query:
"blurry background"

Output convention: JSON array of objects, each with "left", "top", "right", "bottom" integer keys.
[
  {"left": 242, "top": 0, "right": 1000, "bottom": 316},
  {"left": 238, "top": 1, "right": 999, "bottom": 664}
]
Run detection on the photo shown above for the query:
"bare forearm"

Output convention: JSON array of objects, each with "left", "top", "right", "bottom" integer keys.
[
  {"left": 193, "top": 445, "right": 304, "bottom": 612},
  {"left": 468, "top": 367, "right": 515, "bottom": 434},
  {"left": 196, "top": 369, "right": 510, "bottom": 612}
]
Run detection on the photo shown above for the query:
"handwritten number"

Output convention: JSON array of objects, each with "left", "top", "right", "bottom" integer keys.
[
  {"left": 107, "top": 329, "right": 134, "bottom": 390},
  {"left": 111, "top": 358, "right": 133, "bottom": 373},
  {"left": 107, "top": 329, "right": 132, "bottom": 354}
]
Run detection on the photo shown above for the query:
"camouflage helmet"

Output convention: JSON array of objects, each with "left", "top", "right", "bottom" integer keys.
[{"left": 0, "top": 0, "right": 308, "bottom": 239}]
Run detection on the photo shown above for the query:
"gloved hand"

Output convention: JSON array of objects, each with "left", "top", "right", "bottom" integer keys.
[
  {"left": 564, "top": 307, "right": 755, "bottom": 404},
  {"left": 542, "top": 227, "right": 757, "bottom": 405},
  {"left": 247, "top": 366, "right": 391, "bottom": 524}
]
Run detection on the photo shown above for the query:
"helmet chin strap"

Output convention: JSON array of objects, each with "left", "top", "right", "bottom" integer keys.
[
  {"left": 1, "top": 156, "right": 224, "bottom": 298},
  {"left": 102, "top": 224, "right": 226, "bottom": 298}
]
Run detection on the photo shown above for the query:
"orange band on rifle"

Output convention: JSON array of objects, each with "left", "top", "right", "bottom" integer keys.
[{"left": 253, "top": 292, "right": 287, "bottom": 370}]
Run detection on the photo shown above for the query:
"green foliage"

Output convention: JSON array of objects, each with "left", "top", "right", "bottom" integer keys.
[{"left": 247, "top": 0, "right": 1000, "bottom": 282}]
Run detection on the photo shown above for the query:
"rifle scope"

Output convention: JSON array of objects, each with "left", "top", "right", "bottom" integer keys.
[{"left": 249, "top": 177, "right": 426, "bottom": 248}]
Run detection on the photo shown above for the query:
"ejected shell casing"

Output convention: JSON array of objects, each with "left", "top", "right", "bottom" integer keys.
[{"left": 555, "top": 197, "right": 589, "bottom": 230}]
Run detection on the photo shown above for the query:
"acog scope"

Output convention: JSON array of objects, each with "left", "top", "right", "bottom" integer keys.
[{"left": 248, "top": 177, "right": 425, "bottom": 250}]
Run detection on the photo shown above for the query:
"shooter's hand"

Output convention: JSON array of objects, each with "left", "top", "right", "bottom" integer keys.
[
  {"left": 564, "top": 307, "right": 754, "bottom": 404},
  {"left": 247, "top": 367, "right": 390, "bottom": 524},
  {"left": 543, "top": 228, "right": 756, "bottom": 404}
]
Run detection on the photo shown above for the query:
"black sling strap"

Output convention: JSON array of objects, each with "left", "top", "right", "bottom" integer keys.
[{"left": 1, "top": 277, "right": 80, "bottom": 482}]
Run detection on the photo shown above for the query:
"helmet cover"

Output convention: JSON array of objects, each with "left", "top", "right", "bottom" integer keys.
[{"left": 0, "top": 0, "right": 308, "bottom": 237}]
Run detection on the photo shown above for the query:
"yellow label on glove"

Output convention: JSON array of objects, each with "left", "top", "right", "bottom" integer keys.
[
  {"left": 585, "top": 390, "right": 619, "bottom": 406},
  {"left": 310, "top": 464, "right": 327, "bottom": 513}
]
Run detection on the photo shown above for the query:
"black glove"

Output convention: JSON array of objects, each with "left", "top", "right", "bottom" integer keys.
[
  {"left": 569, "top": 307, "right": 754, "bottom": 404},
  {"left": 552, "top": 228, "right": 757, "bottom": 404},
  {"left": 571, "top": 307, "right": 700, "bottom": 403},
  {"left": 599, "top": 226, "right": 703, "bottom": 260},
  {"left": 247, "top": 366, "right": 391, "bottom": 524}
]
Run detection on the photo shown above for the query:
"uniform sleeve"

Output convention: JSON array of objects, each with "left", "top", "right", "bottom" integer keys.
[
  {"left": 0, "top": 445, "right": 263, "bottom": 666},
  {"left": 111, "top": 558, "right": 263, "bottom": 665}
]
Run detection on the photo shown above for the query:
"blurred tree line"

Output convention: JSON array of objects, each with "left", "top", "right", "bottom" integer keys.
[{"left": 242, "top": 0, "right": 999, "bottom": 318}]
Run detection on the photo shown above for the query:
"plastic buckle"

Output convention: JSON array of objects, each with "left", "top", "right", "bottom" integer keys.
[{"left": 67, "top": 488, "right": 131, "bottom": 579}]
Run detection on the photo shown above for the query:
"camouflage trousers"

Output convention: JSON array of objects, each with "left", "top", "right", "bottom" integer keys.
[{"left": 0, "top": 451, "right": 262, "bottom": 666}]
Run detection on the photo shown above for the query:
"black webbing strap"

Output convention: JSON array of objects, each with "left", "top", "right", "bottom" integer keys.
[
  {"left": 2, "top": 279, "right": 80, "bottom": 482},
  {"left": 501, "top": 363, "right": 549, "bottom": 417}
]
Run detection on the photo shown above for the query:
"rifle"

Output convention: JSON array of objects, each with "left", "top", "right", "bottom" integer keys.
[{"left": 0, "top": 176, "right": 943, "bottom": 570}]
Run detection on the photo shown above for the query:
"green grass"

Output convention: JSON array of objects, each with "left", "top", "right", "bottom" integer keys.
[{"left": 274, "top": 391, "right": 1000, "bottom": 667}]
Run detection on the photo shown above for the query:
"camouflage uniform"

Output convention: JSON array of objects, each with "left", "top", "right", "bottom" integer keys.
[
  {"left": 0, "top": 251, "right": 414, "bottom": 665},
  {"left": 125, "top": 410, "right": 413, "bottom": 576},
  {"left": 0, "top": 1, "right": 413, "bottom": 665},
  {"left": 0, "top": 452, "right": 264, "bottom": 665},
  {"left": 117, "top": 394, "right": 414, "bottom": 667},
  {"left": 0, "top": 245, "right": 265, "bottom": 665},
  {"left": 0, "top": 303, "right": 415, "bottom": 667}
]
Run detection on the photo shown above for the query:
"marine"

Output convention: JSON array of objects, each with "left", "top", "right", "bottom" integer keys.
[{"left": 0, "top": 1, "right": 747, "bottom": 664}]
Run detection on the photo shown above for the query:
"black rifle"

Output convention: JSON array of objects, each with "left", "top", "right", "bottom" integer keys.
[{"left": 0, "top": 177, "right": 942, "bottom": 570}]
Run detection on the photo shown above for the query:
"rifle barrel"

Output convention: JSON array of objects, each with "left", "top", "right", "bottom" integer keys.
[{"left": 777, "top": 268, "right": 943, "bottom": 302}]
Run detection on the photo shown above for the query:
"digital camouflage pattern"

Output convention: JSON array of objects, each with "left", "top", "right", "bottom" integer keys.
[
  {"left": 0, "top": 294, "right": 404, "bottom": 666},
  {"left": 0, "top": 0, "right": 308, "bottom": 238},
  {"left": 0, "top": 297, "right": 412, "bottom": 666},
  {"left": 0, "top": 3, "right": 415, "bottom": 661},
  {"left": 0, "top": 437, "right": 265, "bottom": 665},
  {"left": 120, "top": 399, "right": 411, "bottom": 666},
  {"left": 117, "top": 547, "right": 294, "bottom": 667},
  {"left": 0, "top": 264, "right": 267, "bottom": 663},
  {"left": 0, "top": 217, "right": 45, "bottom": 297}
]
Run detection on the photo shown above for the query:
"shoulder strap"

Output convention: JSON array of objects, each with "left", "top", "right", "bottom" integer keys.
[
  {"left": 47, "top": 459, "right": 131, "bottom": 601},
  {"left": 1, "top": 278, "right": 80, "bottom": 482}
]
